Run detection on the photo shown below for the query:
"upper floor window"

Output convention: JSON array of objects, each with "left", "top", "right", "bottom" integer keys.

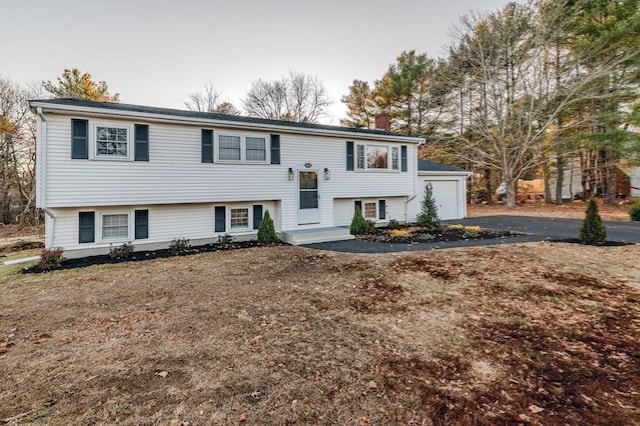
[
  {"left": 356, "top": 143, "right": 400, "bottom": 171},
  {"left": 96, "top": 126, "right": 129, "bottom": 157},
  {"left": 217, "top": 134, "right": 268, "bottom": 163}
]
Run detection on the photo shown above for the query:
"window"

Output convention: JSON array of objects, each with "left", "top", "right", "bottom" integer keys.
[
  {"left": 230, "top": 208, "right": 249, "bottom": 229},
  {"left": 367, "top": 145, "right": 388, "bottom": 169},
  {"left": 219, "top": 135, "right": 241, "bottom": 161},
  {"left": 355, "top": 143, "right": 400, "bottom": 171},
  {"left": 102, "top": 213, "right": 129, "bottom": 239},
  {"left": 96, "top": 126, "right": 128, "bottom": 157},
  {"left": 364, "top": 202, "right": 377, "bottom": 219},
  {"left": 217, "top": 134, "right": 269, "bottom": 163},
  {"left": 246, "top": 137, "right": 266, "bottom": 161},
  {"left": 391, "top": 147, "right": 399, "bottom": 170}
]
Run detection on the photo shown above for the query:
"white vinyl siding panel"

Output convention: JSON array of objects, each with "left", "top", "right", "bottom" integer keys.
[
  {"left": 42, "top": 115, "right": 418, "bottom": 232},
  {"left": 332, "top": 197, "right": 406, "bottom": 227}
]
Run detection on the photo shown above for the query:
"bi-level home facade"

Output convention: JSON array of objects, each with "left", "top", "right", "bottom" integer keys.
[{"left": 30, "top": 99, "right": 425, "bottom": 257}]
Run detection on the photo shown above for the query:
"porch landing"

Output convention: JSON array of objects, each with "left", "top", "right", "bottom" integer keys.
[{"left": 281, "top": 226, "right": 354, "bottom": 245}]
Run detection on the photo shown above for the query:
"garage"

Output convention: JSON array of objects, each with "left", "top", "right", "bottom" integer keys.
[{"left": 417, "top": 159, "right": 471, "bottom": 220}]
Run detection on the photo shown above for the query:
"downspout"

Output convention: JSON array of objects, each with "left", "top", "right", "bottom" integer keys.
[
  {"left": 35, "top": 107, "right": 55, "bottom": 248},
  {"left": 404, "top": 144, "right": 422, "bottom": 223}
]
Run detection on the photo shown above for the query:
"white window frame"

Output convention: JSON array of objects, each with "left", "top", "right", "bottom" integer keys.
[
  {"left": 216, "top": 133, "right": 269, "bottom": 164},
  {"left": 99, "top": 211, "right": 132, "bottom": 242},
  {"left": 229, "top": 206, "right": 251, "bottom": 231},
  {"left": 363, "top": 202, "right": 377, "bottom": 220},
  {"left": 357, "top": 199, "right": 384, "bottom": 221},
  {"left": 91, "top": 122, "right": 133, "bottom": 161},
  {"left": 355, "top": 143, "right": 400, "bottom": 172}
]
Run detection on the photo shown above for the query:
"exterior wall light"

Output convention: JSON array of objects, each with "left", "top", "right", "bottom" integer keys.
[
  {"left": 288, "top": 167, "right": 294, "bottom": 181},
  {"left": 324, "top": 167, "right": 331, "bottom": 180}
]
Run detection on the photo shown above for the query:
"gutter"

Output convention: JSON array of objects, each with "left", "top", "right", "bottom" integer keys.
[
  {"left": 35, "top": 107, "right": 55, "bottom": 248},
  {"left": 404, "top": 145, "right": 422, "bottom": 223}
]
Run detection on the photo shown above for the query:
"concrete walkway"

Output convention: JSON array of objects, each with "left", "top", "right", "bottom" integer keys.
[{"left": 304, "top": 216, "right": 640, "bottom": 253}]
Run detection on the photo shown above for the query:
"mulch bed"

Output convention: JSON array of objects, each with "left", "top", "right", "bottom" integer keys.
[
  {"left": 22, "top": 241, "right": 285, "bottom": 274},
  {"left": 359, "top": 225, "right": 520, "bottom": 244}
]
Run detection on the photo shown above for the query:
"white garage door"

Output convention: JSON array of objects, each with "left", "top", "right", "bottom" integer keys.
[{"left": 428, "top": 180, "right": 460, "bottom": 220}]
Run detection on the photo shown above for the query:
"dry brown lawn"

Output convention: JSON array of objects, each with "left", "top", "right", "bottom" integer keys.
[
  {"left": 1, "top": 243, "right": 639, "bottom": 425},
  {"left": 468, "top": 200, "right": 633, "bottom": 221}
]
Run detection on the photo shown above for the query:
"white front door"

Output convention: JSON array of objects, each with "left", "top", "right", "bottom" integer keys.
[{"left": 298, "top": 170, "right": 321, "bottom": 224}]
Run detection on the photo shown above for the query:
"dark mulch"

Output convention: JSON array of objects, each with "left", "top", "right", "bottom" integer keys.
[
  {"left": 359, "top": 226, "right": 520, "bottom": 244},
  {"left": 22, "top": 241, "right": 285, "bottom": 274},
  {"left": 548, "top": 238, "right": 634, "bottom": 247}
]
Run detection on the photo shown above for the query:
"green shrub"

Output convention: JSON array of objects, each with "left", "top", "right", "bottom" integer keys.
[
  {"left": 579, "top": 198, "right": 606, "bottom": 245},
  {"left": 257, "top": 211, "right": 279, "bottom": 243},
  {"left": 417, "top": 183, "right": 440, "bottom": 229},
  {"left": 109, "top": 242, "right": 135, "bottom": 260},
  {"left": 350, "top": 207, "right": 369, "bottom": 235},
  {"left": 35, "top": 247, "right": 64, "bottom": 271},
  {"left": 218, "top": 234, "right": 235, "bottom": 248},
  {"left": 629, "top": 201, "right": 640, "bottom": 221},
  {"left": 169, "top": 238, "right": 191, "bottom": 255}
]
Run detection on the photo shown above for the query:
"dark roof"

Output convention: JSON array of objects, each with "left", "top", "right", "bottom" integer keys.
[
  {"left": 30, "top": 98, "right": 413, "bottom": 138},
  {"left": 418, "top": 158, "right": 467, "bottom": 173}
]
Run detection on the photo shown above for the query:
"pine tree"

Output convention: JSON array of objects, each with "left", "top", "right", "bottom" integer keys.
[
  {"left": 349, "top": 207, "right": 369, "bottom": 235},
  {"left": 43, "top": 68, "right": 119, "bottom": 101},
  {"left": 257, "top": 211, "right": 279, "bottom": 243},
  {"left": 579, "top": 198, "right": 606, "bottom": 245},
  {"left": 417, "top": 183, "right": 440, "bottom": 229}
]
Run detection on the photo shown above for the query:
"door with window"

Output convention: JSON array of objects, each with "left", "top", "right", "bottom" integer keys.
[{"left": 298, "top": 170, "right": 320, "bottom": 224}]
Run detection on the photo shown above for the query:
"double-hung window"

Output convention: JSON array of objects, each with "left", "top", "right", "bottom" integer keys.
[
  {"left": 219, "top": 135, "right": 241, "bottom": 161},
  {"left": 217, "top": 134, "right": 268, "bottom": 163},
  {"left": 230, "top": 208, "right": 249, "bottom": 229},
  {"left": 96, "top": 126, "right": 129, "bottom": 158},
  {"left": 364, "top": 202, "right": 377, "bottom": 219},
  {"left": 102, "top": 213, "right": 129, "bottom": 239}
]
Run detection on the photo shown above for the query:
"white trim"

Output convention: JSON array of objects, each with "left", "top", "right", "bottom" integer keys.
[
  {"left": 215, "top": 133, "right": 269, "bottom": 164},
  {"left": 30, "top": 101, "right": 424, "bottom": 144},
  {"left": 355, "top": 142, "right": 402, "bottom": 172},
  {"left": 229, "top": 206, "right": 251, "bottom": 231},
  {"left": 91, "top": 122, "right": 133, "bottom": 161},
  {"left": 99, "top": 211, "right": 132, "bottom": 242}
]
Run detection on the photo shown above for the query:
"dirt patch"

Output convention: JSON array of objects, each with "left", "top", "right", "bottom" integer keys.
[
  {"left": 469, "top": 201, "right": 632, "bottom": 221},
  {"left": 0, "top": 240, "right": 43, "bottom": 255},
  {"left": 1, "top": 243, "right": 639, "bottom": 425}
]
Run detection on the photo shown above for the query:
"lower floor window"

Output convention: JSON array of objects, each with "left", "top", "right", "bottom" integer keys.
[
  {"left": 102, "top": 213, "right": 129, "bottom": 239},
  {"left": 364, "top": 202, "right": 377, "bottom": 219},
  {"left": 230, "top": 208, "right": 249, "bottom": 229}
]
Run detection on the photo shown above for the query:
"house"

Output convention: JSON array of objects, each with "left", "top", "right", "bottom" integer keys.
[
  {"left": 30, "top": 99, "right": 441, "bottom": 257},
  {"left": 416, "top": 159, "right": 471, "bottom": 220}
]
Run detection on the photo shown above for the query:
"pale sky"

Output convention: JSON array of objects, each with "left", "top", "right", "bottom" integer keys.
[{"left": 1, "top": 0, "right": 520, "bottom": 124}]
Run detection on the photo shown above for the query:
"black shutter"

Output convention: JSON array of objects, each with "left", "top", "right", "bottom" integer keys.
[
  {"left": 253, "top": 205, "right": 263, "bottom": 230},
  {"left": 134, "top": 124, "right": 149, "bottom": 161},
  {"left": 135, "top": 209, "right": 149, "bottom": 239},
  {"left": 354, "top": 200, "right": 362, "bottom": 213},
  {"left": 78, "top": 211, "right": 95, "bottom": 243},
  {"left": 71, "top": 119, "right": 88, "bottom": 159},
  {"left": 401, "top": 145, "right": 408, "bottom": 172},
  {"left": 202, "top": 129, "right": 213, "bottom": 163},
  {"left": 270, "top": 134, "right": 280, "bottom": 165},
  {"left": 379, "top": 200, "right": 386, "bottom": 220},
  {"left": 346, "top": 141, "right": 354, "bottom": 171},
  {"left": 215, "top": 206, "right": 226, "bottom": 232}
]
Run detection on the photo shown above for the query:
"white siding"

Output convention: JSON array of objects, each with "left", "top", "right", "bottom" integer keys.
[
  {"left": 42, "top": 114, "right": 419, "bottom": 232},
  {"left": 48, "top": 201, "right": 278, "bottom": 256},
  {"left": 333, "top": 197, "right": 408, "bottom": 226}
]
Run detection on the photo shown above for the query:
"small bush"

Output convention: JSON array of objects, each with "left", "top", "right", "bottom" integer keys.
[
  {"left": 350, "top": 207, "right": 369, "bottom": 235},
  {"left": 448, "top": 224, "right": 464, "bottom": 230},
  {"left": 463, "top": 225, "right": 481, "bottom": 233},
  {"left": 366, "top": 220, "right": 377, "bottom": 233},
  {"left": 390, "top": 229, "right": 410, "bottom": 238},
  {"left": 417, "top": 183, "right": 440, "bottom": 229},
  {"left": 169, "top": 238, "right": 191, "bottom": 255},
  {"left": 109, "top": 242, "right": 135, "bottom": 260},
  {"left": 35, "top": 247, "right": 64, "bottom": 271},
  {"left": 257, "top": 211, "right": 279, "bottom": 243},
  {"left": 579, "top": 198, "right": 606, "bottom": 245},
  {"left": 387, "top": 219, "right": 402, "bottom": 230},
  {"left": 629, "top": 201, "right": 640, "bottom": 221}
]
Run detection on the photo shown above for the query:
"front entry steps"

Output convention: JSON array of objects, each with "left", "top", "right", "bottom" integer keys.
[{"left": 281, "top": 226, "right": 354, "bottom": 245}]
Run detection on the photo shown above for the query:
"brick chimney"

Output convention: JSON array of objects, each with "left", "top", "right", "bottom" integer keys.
[{"left": 374, "top": 113, "right": 390, "bottom": 132}]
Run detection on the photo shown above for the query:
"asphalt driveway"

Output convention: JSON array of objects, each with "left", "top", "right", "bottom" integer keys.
[{"left": 305, "top": 215, "right": 640, "bottom": 253}]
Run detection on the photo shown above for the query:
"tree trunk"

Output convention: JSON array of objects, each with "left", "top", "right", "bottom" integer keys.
[
  {"left": 604, "top": 148, "right": 617, "bottom": 204},
  {"left": 484, "top": 168, "right": 493, "bottom": 205},
  {"left": 555, "top": 154, "right": 564, "bottom": 204},
  {"left": 542, "top": 159, "right": 552, "bottom": 203},
  {"left": 505, "top": 177, "right": 517, "bottom": 209}
]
